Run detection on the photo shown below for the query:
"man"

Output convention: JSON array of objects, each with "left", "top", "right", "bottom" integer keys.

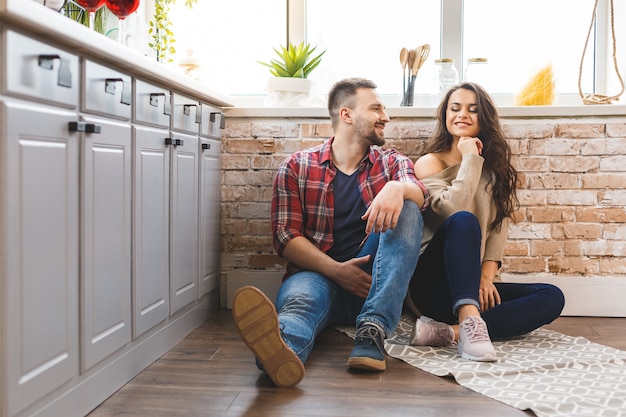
[{"left": 232, "top": 77, "right": 428, "bottom": 387}]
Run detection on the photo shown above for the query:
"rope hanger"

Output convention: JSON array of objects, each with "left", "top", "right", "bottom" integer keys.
[{"left": 577, "top": 0, "right": 624, "bottom": 104}]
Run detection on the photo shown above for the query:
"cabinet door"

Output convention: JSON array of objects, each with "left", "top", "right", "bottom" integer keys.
[
  {"left": 81, "top": 116, "right": 132, "bottom": 370},
  {"left": 2, "top": 100, "right": 79, "bottom": 417},
  {"left": 133, "top": 126, "right": 171, "bottom": 337},
  {"left": 170, "top": 132, "right": 199, "bottom": 313},
  {"left": 199, "top": 138, "right": 221, "bottom": 297}
]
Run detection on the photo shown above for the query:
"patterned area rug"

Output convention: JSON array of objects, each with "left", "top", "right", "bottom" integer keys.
[{"left": 337, "top": 315, "right": 626, "bottom": 417}]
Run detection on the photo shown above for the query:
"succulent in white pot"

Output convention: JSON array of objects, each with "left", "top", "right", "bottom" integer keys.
[{"left": 259, "top": 41, "right": 325, "bottom": 106}]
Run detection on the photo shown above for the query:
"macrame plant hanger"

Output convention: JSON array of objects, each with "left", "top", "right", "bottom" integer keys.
[{"left": 578, "top": 0, "right": 624, "bottom": 104}]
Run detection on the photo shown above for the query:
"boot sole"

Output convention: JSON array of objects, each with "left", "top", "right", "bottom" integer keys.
[
  {"left": 346, "top": 356, "right": 386, "bottom": 371},
  {"left": 232, "top": 286, "right": 305, "bottom": 387}
]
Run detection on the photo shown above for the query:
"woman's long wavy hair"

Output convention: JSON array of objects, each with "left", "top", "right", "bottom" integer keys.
[{"left": 426, "top": 82, "right": 519, "bottom": 231}]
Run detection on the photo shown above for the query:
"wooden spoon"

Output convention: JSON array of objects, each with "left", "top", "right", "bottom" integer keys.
[
  {"left": 407, "top": 49, "right": 416, "bottom": 74},
  {"left": 400, "top": 47, "right": 409, "bottom": 105},
  {"left": 403, "top": 49, "right": 417, "bottom": 105},
  {"left": 406, "top": 44, "right": 430, "bottom": 106}
]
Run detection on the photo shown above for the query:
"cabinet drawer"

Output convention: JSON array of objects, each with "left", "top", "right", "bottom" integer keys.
[
  {"left": 82, "top": 60, "right": 131, "bottom": 120},
  {"left": 134, "top": 79, "right": 171, "bottom": 128},
  {"left": 2, "top": 30, "right": 79, "bottom": 108},
  {"left": 199, "top": 101, "right": 225, "bottom": 139},
  {"left": 171, "top": 92, "right": 200, "bottom": 134}
]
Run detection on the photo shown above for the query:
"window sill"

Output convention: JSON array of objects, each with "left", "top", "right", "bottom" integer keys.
[{"left": 224, "top": 103, "right": 626, "bottom": 119}]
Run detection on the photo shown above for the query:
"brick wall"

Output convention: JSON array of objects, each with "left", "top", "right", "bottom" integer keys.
[{"left": 221, "top": 117, "right": 626, "bottom": 286}]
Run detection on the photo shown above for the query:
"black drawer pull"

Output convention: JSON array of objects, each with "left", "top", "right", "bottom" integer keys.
[
  {"left": 105, "top": 78, "right": 131, "bottom": 105},
  {"left": 69, "top": 122, "right": 101, "bottom": 134},
  {"left": 209, "top": 111, "right": 226, "bottom": 129},
  {"left": 183, "top": 104, "right": 202, "bottom": 124},
  {"left": 150, "top": 93, "right": 172, "bottom": 115},
  {"left": 165, "top": 138, "right": 184, "bottom": 146},
  {"left": 38, "top": 54, "right": 72, "bottom": 88}
]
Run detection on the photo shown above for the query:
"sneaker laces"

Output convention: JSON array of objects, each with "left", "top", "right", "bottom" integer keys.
[
  {"left": 429, "top": 325, "right": 455, "bottom": 346},
  {"left": 355, "top": 326, "right": 384, "bottom": 350},
  {"left": 461, "top": 316, "right": 491, "bottom": 344}
]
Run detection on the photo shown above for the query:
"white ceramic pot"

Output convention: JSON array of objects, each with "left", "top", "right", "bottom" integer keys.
[
  {"left": 266, "top": 77, "right": 313, "bottom": 94},
  {"left": 264, "top": 77, "right": 322, "bottom": 107}
]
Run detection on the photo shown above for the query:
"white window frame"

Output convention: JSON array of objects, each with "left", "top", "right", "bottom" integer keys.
[{"left": 284, "top": 0, "right": 615, "bottom": 106}]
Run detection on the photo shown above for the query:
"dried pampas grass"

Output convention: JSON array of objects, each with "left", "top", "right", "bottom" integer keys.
[{"left": 515, "top": 64, "right": 556, "bottom": 106}]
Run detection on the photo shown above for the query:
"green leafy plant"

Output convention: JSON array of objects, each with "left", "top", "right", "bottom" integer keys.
[
  {"left": 149, "top": 0, "right": 197, "bottom": 63},
  {"left": 62, "top": 0, "right": 109, "bottom": 34},
  {"left": 258, "top": 41, "right": 325, "bottom": 78}
]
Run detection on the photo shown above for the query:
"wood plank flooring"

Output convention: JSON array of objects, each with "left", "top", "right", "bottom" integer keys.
[{"left": 88, "top": 310, "right": 626, "bottom": 417}]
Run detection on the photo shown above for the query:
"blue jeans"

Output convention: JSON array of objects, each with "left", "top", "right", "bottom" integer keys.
[
  {"left": 409, "top": 211, "right": 565, "bottom": 340},
  {"left": 275, "top": 200, "right": 423, "bottom": 364}
]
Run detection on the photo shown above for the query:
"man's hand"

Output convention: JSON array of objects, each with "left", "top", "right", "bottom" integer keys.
[
  {"left": 332, "top": 255, "right": 372, "bottom": 298},
  {"left": 361, "top": 181, "right": 404, "bottom": 234}
]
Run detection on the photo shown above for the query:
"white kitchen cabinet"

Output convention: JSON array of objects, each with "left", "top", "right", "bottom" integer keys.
[
  {"left": 1, "top": 100, "right": 81, "bottom": 417},
  {"left": 199, "top": 103, "right": 224, "bottom": 297},
  {"left": 80, "top": 116, "right": 132, "bottom": 370},
  {"left": 133, "top": 126, "right": 171, "bottom": 337},
  {"left": 132, "top": 81, "right": 172, "bottom": 336},
  {"left": 80, "top": 60, "right": 133, "bottom": 371},
  {"left": 1, "top": 29, "right": 81, "bottom": 417},
  {"left": 133, "top": 84, "right": 201, "bottom": 327},
  {"left": 170, "top": 131, "right": 200, "bottom": 313},
  {"left": 1, "top": 5, "right": 229, "bottom": 414},
  {"left": 168, "top": 92, "right": 201, "bottom": 314}
]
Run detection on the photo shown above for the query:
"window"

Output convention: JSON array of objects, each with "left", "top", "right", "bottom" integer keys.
[
  {"left": 167, "top": 0, "right": 286, "bottom": 97},
  {"left": 167, "top": 0, "right": 625, "bottom": 105},
  {"left": 463, "top": 0, "right": 596, "bottom": 96},
  {"left": 305, "top": 0, "right": 440, "bottom": 100}
]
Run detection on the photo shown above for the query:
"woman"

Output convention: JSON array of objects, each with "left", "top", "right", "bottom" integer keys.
[{"left": 407, "top": 82, "right": 564, "bottom": 362}]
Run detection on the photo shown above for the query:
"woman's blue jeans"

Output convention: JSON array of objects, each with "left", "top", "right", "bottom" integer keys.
[
  {"left": 275, "top": 200, "right": 423, "bottom": 365},
  {"left": 409, "top": 211, "right": 565, "bottom": 340}
]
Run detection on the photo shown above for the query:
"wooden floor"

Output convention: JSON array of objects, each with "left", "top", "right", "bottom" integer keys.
[{"left": 88, "top": 310, "right": 626, "bottom": 417}]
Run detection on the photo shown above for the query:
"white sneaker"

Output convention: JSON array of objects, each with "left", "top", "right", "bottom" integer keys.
[
  {"left": 458, "top": 316, "right": 497, "bottom": 362},
  {"left": 409, "top": 316, "right": 455, "bottom": 347}
]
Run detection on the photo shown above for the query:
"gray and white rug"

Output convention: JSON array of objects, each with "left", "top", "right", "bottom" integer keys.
[{"left": 338, "top": 315, "right": 626, "bottom": 417}]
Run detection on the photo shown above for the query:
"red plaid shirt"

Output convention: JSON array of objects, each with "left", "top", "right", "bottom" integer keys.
[{"left": 271, "top": 137, "right": 428, "bottom": 280}]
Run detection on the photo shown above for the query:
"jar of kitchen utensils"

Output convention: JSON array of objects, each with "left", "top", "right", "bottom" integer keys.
[
  {"left": 464, "top": 57, "right": 490, "bottom": 91},
  {"left": 434, "top": 58, "right": 459, "bottom": 100}
]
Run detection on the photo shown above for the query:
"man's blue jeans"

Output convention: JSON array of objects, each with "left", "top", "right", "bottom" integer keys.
[{"left": 274, "top": 200, "right": 423, "bottom": 365}]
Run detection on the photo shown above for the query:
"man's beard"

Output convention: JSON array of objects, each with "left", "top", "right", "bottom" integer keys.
[
  {"left": 367, "top": 131, "right": 385, "bottom": 146},
  {"left": 355, "top": 119, "right": 385, "bottom": 146}
]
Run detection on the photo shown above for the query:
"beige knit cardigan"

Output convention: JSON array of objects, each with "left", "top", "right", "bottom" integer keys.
[{"left": 419, "top": 153, "right": 508, "bottom": 269}]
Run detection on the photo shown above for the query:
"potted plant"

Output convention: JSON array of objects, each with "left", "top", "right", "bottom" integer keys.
[{"left": 259, "top": 41, "right": 325, "bottom": 106}]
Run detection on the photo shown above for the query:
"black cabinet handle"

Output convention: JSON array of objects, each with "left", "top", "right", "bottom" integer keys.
[
  {"left": 209, "top": 111, "right": 226, "bottom": 129},
  {"left": 183, "top": 104, "right": 202, "bottom": 124},
  {"left": 69, "top": 122, "right": 101, "bottom": 134},
  {"left": 105, "top": 78, "right": 131, "bottom": 105},
  {"left": 150, "top": 92, "right": 171, "bottom": 115},
  {"left": 38, "top": 54, "right": 72, "bottom": 88},
  {"left": 202, "top": 143, "right": 211, "bottom": 150},
  {"left": 165, "top": 138, "right": 184, "bottom": 146}
]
